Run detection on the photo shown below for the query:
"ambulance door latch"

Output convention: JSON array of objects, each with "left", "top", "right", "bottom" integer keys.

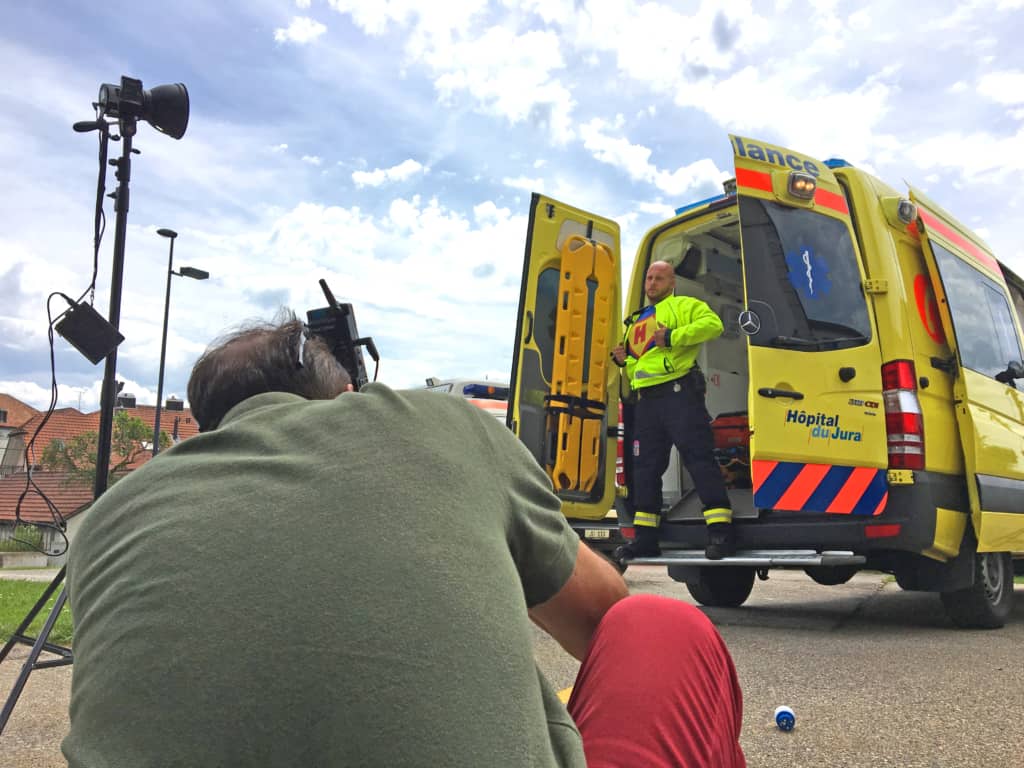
[{"left": 758, "top": 387, "right": 804, "bottom": 400}]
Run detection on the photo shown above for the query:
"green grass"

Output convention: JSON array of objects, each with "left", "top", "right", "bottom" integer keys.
[
  {"left": 0, "top": 580, "right": 73, "bottom": 645},
  {"left": 1015, "top": 575, "right": 1024, "bottom": 585}
]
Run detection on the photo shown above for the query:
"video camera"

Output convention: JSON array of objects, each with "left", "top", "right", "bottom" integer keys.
[{"left": 306, "top": 279, "right": 379, "bottom": 391}]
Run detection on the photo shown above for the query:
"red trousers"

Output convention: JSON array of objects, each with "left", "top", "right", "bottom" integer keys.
[{"left": 567, "top": 594, "right": 746, "bottom": 767}]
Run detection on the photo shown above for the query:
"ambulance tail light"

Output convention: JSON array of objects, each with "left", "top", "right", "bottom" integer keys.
[{"left": 882, "top": 360, "right": 924, "bottom": 471}]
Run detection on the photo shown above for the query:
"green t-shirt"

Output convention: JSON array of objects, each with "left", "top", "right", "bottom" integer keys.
[{"left": 63, "top": 385, "right": 585, "bottom": 767}]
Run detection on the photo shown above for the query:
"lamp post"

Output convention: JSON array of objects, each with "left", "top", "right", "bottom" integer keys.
[{"left": 154, "top": 228, "right": 209, "bottom": 455}]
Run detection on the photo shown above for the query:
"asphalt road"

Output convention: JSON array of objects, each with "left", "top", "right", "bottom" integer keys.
[
  {"left": 534, "top": 567, "right": 1024, "bottom": 768},
  {"left": 3, "top": 568, "right": 1023, "bottom": 766}
]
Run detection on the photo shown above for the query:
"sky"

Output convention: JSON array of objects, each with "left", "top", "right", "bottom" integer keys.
[{"left": 3, "top": 0, "right": 1024, "bottom": 413}]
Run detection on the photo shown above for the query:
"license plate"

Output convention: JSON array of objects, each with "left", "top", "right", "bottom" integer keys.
[{"left": 584, "top": 529, "right": 610, "bottom": 539}]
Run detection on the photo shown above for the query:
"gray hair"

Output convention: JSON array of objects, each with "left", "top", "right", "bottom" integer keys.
[{"left": 187, "top": 309, "right": 351, "bottom": 432}]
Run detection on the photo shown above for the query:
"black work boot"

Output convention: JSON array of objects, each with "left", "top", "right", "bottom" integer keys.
[
  {"left": 613, "top": 526, "right": 661, "bottom": 561},
  {"left": 705, "top": 522, "right": 736, "bottom": 560}
]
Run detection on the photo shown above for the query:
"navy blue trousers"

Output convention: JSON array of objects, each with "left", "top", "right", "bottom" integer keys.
[{"left": 631, "top": 370, "right": 731, "bottom": 519}]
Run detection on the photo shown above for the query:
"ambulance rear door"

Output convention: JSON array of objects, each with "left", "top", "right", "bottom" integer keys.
[
  {"left": 731, "top": 136, "right": 890, "bottom": 515},
  {"left": 509, "top": 194, "right": 621, "bottom": 521},
  {"left": 910, "top": 187, "right": 1024, "bottom": 551}
]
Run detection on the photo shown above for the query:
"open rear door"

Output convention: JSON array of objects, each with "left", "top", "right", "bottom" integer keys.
[
  {"left": 509, "top": 194, "right": 621, "bottom": 521},
  {"left": 731, "top": 135, "right": 889, "bottom": 515},
  {"left": 910, "top": 187, "right": 1024, "bottom": 551}
]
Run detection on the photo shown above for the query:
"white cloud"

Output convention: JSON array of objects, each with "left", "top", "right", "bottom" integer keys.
[
  {"left": 502, "top": 176, "right": 543, "bottom": 192},
  {"left": 580, "top": 119, "right": 728, "bottom": 196},
  {"left": 271, "top": 143, "right": 289, "bottom": 152},
  {"left": 184, "top": 193, "right": 530, "bottom": 388},
  {"left": 473, "top": 200, "right": 511, "bottom": 226},
  {"left": 351, "top": 158, "right": 427, "bottom": 187},
  {"left": 978, "top": 70, "right": 1024, "bottom": 105},
  {"left": 302, "top": 155, "right": 323, "bottom": 165},
  {"left": 296, "top": 0, "right": 312, "bottom": 7},
  {"left": 636, "top": 201, "right": 677, "bottom": 218},
  {"left": 905, "top": 127, "right": 1024, "bottom": 182},
  {"left": 274, "top": 16, "right": 327, "bottom": 45},
  {"left": 430, "top": 26, "right": 576, "bottom": 144}
]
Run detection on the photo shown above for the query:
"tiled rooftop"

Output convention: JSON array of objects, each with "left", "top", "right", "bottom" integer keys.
[
  {"left": 1, "top": 393, "right": 201, "bottom": 522},
  {"left": 0, "top": 394, "right": 40, "bottom": 429},
  {"left": 0, "top": 471, "right": 93, "bottom": 524}
]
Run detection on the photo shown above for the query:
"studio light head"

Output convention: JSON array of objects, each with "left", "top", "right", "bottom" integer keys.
[{"left": 97, "top": 76, "right": 190, "bottom": 139}]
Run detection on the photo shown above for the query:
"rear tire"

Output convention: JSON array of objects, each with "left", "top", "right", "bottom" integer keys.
[
  {"left": 804, "top": 565, "right": 859, "bottom": 586},
  {"left": 686, "top": 567, "right": 755, "bottom": 607},
  {"left": 940, "top": 551, "right": 1013, "bottom": 629}
]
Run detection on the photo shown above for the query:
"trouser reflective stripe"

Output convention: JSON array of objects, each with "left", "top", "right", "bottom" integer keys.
[
  {"left": 634, "top": 511, "right": 661, "bottom": 528},
  {"left": 703, "top": 507, "right": 733, "bottom": 525}
]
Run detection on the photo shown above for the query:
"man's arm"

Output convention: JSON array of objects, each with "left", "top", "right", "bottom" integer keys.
[
  {"left": 668, "top": 297, "right": 724, "bottom": 347},
  {"left": 528, "top": 540, "right": 629, "bottom": 661}
]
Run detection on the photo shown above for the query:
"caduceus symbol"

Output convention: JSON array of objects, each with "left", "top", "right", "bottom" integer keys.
[{"left": 802, "top": 249, "right": 814, "bottom": 295}]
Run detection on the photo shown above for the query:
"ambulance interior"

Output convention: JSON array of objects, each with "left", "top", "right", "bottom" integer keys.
[{"left": 646, "top": 209, "right": 757, "bottom": 520}]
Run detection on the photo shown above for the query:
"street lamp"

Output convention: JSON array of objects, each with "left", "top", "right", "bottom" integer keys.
[{"left": 154, "top": 228, "right": 209, "bottom": 455}]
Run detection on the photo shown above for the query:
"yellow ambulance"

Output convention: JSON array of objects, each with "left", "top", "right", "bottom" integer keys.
[{"left": 508, "top": 135, "right": 1024, "bottom": 628}]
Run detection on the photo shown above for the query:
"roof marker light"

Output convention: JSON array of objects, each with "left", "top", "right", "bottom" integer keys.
[
  {"left": 897, "top": 199, "right": 918, "bottom": 225},
  {"left": 788, "top": 172, "right": 817, "bottom": 200}
]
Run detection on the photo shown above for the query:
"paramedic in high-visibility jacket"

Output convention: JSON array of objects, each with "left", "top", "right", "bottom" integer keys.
[{"left": 612, "top": 260, "right": 735, "bottom": 561}]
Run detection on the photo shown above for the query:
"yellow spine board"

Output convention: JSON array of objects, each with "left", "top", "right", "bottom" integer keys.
[{"left": 547, "top": 235, "right": 613, "bottom": 492}]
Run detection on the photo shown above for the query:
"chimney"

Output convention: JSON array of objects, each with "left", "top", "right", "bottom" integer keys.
[
  {"left": 165, "top": 396, "right": 185, "bottom": 412},
  {"left": 116, "top": 393, "right": 137, "bottom": 408}
]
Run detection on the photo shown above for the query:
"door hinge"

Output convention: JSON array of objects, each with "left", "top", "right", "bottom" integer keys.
[
  {"left": 886, "top": 469, "right": 915, "bottom": 485},
  {"left": 863, "top": 279, "right": 888, "bottom": 294}
]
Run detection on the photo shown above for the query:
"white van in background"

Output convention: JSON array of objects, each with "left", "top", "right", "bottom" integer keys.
[{"left": 422, "top": 378, "right": 509, "bottom": 421}]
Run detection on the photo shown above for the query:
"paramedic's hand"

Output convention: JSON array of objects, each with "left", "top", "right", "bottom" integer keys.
[
  {"left": 654, "top": 323, "right": 671, "bottom": 348},
  {"left": 612, "top": 345, "right": 627, "bottom": 366}
]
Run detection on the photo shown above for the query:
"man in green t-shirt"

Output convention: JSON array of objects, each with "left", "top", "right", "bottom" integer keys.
[{"left": 63, "top": 311, "right": 745, "bottom": 767}]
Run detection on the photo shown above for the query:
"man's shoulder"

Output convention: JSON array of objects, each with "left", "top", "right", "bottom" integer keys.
[{"left": 359, "top": 383, "right": 496, "bottom": 427}]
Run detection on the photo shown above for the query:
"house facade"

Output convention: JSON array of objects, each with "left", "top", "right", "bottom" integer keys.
[{"left": 0, "top": 393, "right": 200, "bottom": 564}]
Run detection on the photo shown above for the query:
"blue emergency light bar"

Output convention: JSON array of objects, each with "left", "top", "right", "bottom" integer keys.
[
  {"left": 462, "top": 384, "right": 509, "bottom": 400},
  {"left": 675, "top": 192, "right": 731, "bottom": 217}
]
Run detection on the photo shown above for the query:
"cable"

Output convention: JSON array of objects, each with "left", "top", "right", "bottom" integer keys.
[
  {"left": 72, "top": 124, "right": 109, "bottom": 307},
  {"left": 12, "top": 293, "right": 79, "bottom": 556},
  {"left": 13, "top": 129, "right": 111, "bottom": 556},
  {"left": 12, "top": 124, "right": 114, "bottom": 556}
]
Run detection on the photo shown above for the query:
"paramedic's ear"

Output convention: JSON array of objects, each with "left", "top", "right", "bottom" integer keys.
[{"left": 346, "top": 383, "right": 354, "bottom": 392}]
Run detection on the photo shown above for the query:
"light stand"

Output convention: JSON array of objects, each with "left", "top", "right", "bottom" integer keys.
[
  {"left": 0, "top": 75, "right": 189, "bottom": 736},
  {"left": 93, "top": 122, "right": 135, "bottom": 498}
]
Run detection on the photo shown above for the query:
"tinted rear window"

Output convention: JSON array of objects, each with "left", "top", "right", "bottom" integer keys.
[{"left": 740, "top": 197, "right": 871, "bottom": 351}]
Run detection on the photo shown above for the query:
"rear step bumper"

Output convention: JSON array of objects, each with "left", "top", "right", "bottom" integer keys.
[{"left": 626, "top": 549, "right": 867, "bottom": 567}]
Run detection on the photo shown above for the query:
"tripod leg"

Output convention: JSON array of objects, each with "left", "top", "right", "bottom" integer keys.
[
  {"left": 0, "top": 566, "right": 66, "bottom": 665},
  {"left": 0, "top": 569, "right": 71, "bottom": 735}
]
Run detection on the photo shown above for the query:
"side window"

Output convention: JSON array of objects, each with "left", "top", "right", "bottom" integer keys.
[
  {"left": 932, "top": 242, "right": 1024, "bottom": 379},
  {"left": 534, "top": 268, "right": 560, "bottom": 383},
  {"left": 534, "top": 267, "right": 597, "bottom": 385},
  {"left": 1004, "top": 277, "right": 1024, "bottom": 334}
]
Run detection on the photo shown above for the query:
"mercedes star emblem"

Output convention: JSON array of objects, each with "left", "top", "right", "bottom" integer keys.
[{"left": 738, "top": 310, "right": 761, "bottom": 335}]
